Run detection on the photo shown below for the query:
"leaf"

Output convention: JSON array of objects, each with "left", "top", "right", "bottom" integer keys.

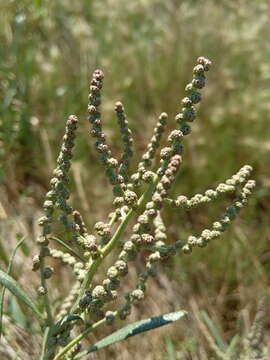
[
  {"left": 50, "top": 237, "right": 86, "bottom": 262},
  {"left": 201, "top": 311, "right": 227, "bottom": 351},
  {"left": 226, "top": 334, "right": 240, "bottom": 356},
  {"left": 74, "top": 310, "right": 187, "bottom": 359},
  {"left": 0, "top": 241, "right": 9, "bottom": 266},
  {"left": 165, "top": 336, "right": 176, "bottom": 360},
  {"left": 0, "top": 269, "right": 43, "bottom": 322},
  {"left": 52, "top": 314, "right": 83, "bottom": 336},
  {"left": 8, "top": 297, "right": 28, "bottom": 329},
  {"left": 0, "top": 237, "right": 26, "bottom": 338}
]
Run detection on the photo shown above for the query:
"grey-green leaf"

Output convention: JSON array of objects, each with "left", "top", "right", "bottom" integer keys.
[
  {"left": 0, "top": 236, "right": 26, "bottom": 338},
  {"left": 8, "top": 297, "right": 28, "bottom": 329},
  {"left": 0, "top": 269, "right": 43, "bottom": 321},
  {"left": 74, "top": 310, "right": 187, "bottom": 359}
]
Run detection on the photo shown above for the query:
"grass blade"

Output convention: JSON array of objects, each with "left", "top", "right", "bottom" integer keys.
[
  {"left": 201, "top": 311, "right": 227, "bottom": 351},
  {"left": 165, "top": 336, "right": 176, "bottom": 360},
  {"left": 0, "top": 269, "right": 43, "bottom": 322},
  {"left": 0, "top": 241, "right": 9, "bottom": 266},
  {"left": 0, "top": 237, "right": 26, "bottom": 338},
  {"left": 8, "top": 297, "right": 28, "bottom": 329}
]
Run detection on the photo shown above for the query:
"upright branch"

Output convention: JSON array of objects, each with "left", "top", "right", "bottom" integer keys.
[
  {"left": 114, "top": 101, "right": 134, "bottom": 183},
  {"left": 34, "top": 115, "right": 79, "bottom": 324},
  {"left": 131, "top": 112, "right": 168, "bottom": 188},
  {"left": 88, "top": 70, "right": 124, "bottom": 198}
]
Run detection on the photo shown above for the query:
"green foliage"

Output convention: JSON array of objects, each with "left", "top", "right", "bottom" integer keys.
[
  {"left": 0, "top": 269, "right": 43, "bottom": 322},
  {"left": 0, "top": 236, "right": 26, "bottom": 338}
]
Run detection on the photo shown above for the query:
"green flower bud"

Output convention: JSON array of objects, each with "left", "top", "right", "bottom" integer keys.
[
  {"left": 43, "top": 266, "right": 54, "bottom": 279},
  {"left": 105, "top": 311, "right": 115, "bottom": 325},
  {"left": 92, "top": 285, "right": 107, "bottom": 300},
  {"left": 115, "top": 260, "right": 128, "bottom": 276},
  {"left": 160, "top": 147, "right": 173, "bottom": 160},
  {"left": 124, "top": 190, "right": 138, "bottom": 206},
  {"left": 37, "top": 286, "right": 47, "bottom": 296},
  {"left": 32, "top": 255, "right": 41, "bottom": 271},
  {"left": 107, "top": 266, "right": 119, "bottom": 279}
]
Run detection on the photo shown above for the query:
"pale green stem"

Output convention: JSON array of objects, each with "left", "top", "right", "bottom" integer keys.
[
  {"left": 70, "top": 175, "right": 159, "bottom": 313},
  {"left": 40, "top": 326, "right": 50, "bottom": 360}
]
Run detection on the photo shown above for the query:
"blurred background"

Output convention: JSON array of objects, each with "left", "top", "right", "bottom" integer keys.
[{"left": 0, "top": 0, "right": 270, "bottom": 359}]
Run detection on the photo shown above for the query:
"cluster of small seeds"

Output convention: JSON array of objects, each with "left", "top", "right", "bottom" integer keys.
[
  {"left": 182, "top": 179, "right": 256, "bottom": 254},
  {"left": 77, "top": 285, "right": 118, "bottom": 321},
  {"left": 77, "top": 234, "right": 98, "bottom": 258},
  {"left": 131, "top": 112, "right": 168, "bottom": 187},
  {"left": 94, "top": 221, "right": 112, "bottom": 247},
  {"left": 131, "top": 155, "right": 182, "bottom": 244},
  {"left": 57, "top": 282, "right": 80, "bottom": 320},
  {"left": 176, "top": 56, "right": 211, "bottom": 130},
  {"left": 36, "top": 115, "right": 79, "bottom": 249},
  {"left": 167, "top": 165, "right": 253, "bottom": 209},
  {"left": 49, "top": 248, "right": 77, "bottom": 267},
  {"left": 114, "top": 101, "right": 133, "bottom": 183},
  {"left": 113, "top": 189, "right": 138, "bottom": 215},
  {"left": 51, "top": 116, "right": 80, "bottom": 237},
  {"left": 47, "top": 248, "right": 86, "bottom": 281},
  {"left": 119, "top": 179, "right": 256, "bottom": 320},
  {"left": 88, "top": 70, "right": 124, "bottom": 197},
  {"left": 34, "top": 115, "right": 79, "bottom": 297},
  {"left": 153, "top": 211, "right": 167, "bottom": 246},
  {"left": 157, "top": 57, "right": 211, "bottom": 179}
]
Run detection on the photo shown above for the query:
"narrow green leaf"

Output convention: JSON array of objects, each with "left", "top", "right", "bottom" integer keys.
[
  {"left": 165, "top": 336, "right": 176, "bottom": 360},
  {"left": 0, "top": 241, "right": 9, "bottom": 266},
  {"left": 74, "top": 310, "right": 187, "bottom": 359},
  {"left": 0, "top": 269, "right": 43, "bottom": 322},
  {"left": 50, "top": 237, "right": 86, "bottom": 263},
  {"left": 52, "top": 314, "right": 83, "bottom": 336},
  {"left": 201, "top": 311, "right": 227, "bottom": 351},
  {"left": 0, "top": 237, "right": 26, "bottom": 338},
  {"left": 226, "top": 334, "right": 240, "bottom": 356},
  {"left": 8, "top": 297, "right": 28, "bottom": 328}
]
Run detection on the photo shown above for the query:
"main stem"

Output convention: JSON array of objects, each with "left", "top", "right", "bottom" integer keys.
[
  {"left": 53, "top": 311, "right": 117, "bottom": 360},
  {"left": 70, "top": 175, "right": 158, "bottom": 313}
]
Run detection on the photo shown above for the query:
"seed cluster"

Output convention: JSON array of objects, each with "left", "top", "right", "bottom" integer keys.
[
  {"left": 114, "top": 101, "right": 133, "bottom": 183},
  {"left": 182, "top": 179, "right": 256, "bottom": 254},
  {"left": 57, "top": 282, "right": 81, "bottom": 321},
  {"left": 88, "top": 70, "right": 124, "bottom": 197},
  {"left": 176, "top": 56, "right": 211, "bottom": 130},
  {"left": 34, "top": 115, "right": 79, "bottom": 296},
  {"left": 167, "top": 165, "right": 253, "bottom": 209},
  {"left": 131, "top": 112, "right": 168, "bottom": 187},
  {"left": 36, "top": 115, "right": 79, "bottom": 248}
]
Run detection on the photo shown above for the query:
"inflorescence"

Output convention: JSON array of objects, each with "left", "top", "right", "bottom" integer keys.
[{"left": 33, "top": 57, "right": 256, "bottom": 359}]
